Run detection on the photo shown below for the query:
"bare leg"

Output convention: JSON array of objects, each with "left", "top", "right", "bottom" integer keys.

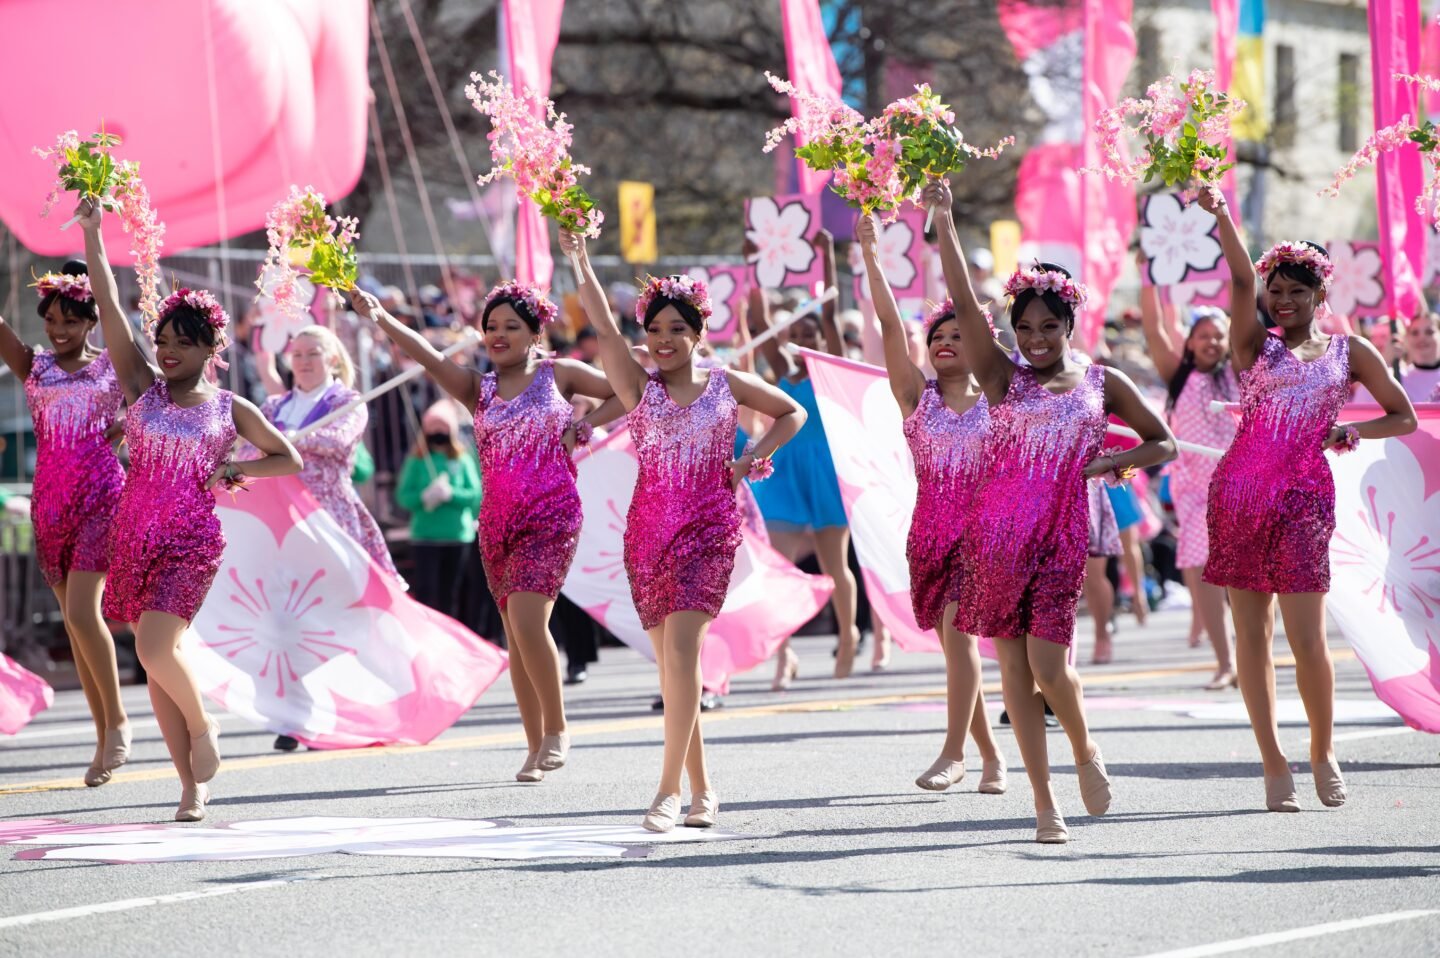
[
  {"left": 871, "top": 620, "right": 893, "bottom": 670},
  {"left": 51, "top": 582, "right": 103, "bottom": 767},
  {"left": 500, "top": 608, "right": 543, "bottom": 754},
  {"left": 148, "top": 678, "right": 196, "bottom": 790},
  {"left": 814, "top": 527, "right": 860, "bottom": 678},
  {"left": 657, "top": 611, "right": 711, "bottom": 797},
  {"left": 1083, "top": 556, "right": 1114, "bottom": 664},
  {"left": 1119, "top": 526, "right": 1148, "bottom": 625},
  {"left": 1027, "top": 637, "right": 1096, "bottom": 765},
  {"left": 969, "top": 686, "right": 1001, "bottom": 764},
  {"left": 133, "top": 611, "right": 208, "bottom": 735},
  {"left": 994, "top": 637, "right": 1054, "bottom": 814},
  {"left": 1275, "top": 592, "right": 1335, "bottom": 766},
  {"left": 63, "top": 572, "right": 128, "bottom": 730},
  {"left": 935, "top": 603, "right": 982, "bottom": 762},
  {"left": 1184, "top": 567, "right": 1234, "bottom": 679},
  {"left": 504, "top": 592, "right": 567, "bottom": 736},
  {"left": 1229, "top": 588, "right": 1288, "bottom": 775}
]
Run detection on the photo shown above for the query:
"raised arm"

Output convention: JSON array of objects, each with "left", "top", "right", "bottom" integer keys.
[
  {"left": 207, "top": 398, "right": 302, "bottom": 489},
  {"left": 1085, "top": 367, "right": 1178, "bottom": 477},
  {"left": 724, "top": 369, "right": 806, "bottom": 489},
  {"left": 0, "top": 312, "right": 34, "bottom": 381},
  {"left": 745, "top": 286, "right": 795, "bottom": 382},
  {"left": 253, "top": 322, "right": 286, "bottom": 396},
  {"left": 923, "top": 180, "right": 1012, "bottom": 402},
  {"left": 349, "top": 289, "right": 481, "bottom": 412},
  {"left": 813, "top": 229, "right": 844, "bottom": 357},
  {"left": 553, "top": 356, "right": 616, "bottom": 402},
  {"left": 1331, "top": 335, "right": 1417, "bottom": 445},
  {"left": 1137, "top": 257, "right": 1182, "bottom": 382},
  {"left": 1197, "top": 187, "right": 1264, "bottom": 370},
  {"left": 856, "top": 212, "right": 926, "bottom": 416},
  {"left": 557, "top": 230, "right": 650, "bottom": 409},
  {"left": 76, "top": 198, "right": 157, "bottom": 403}
]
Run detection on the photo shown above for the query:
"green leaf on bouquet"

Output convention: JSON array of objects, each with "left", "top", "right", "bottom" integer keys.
[{"left": 304, "top": 235, "right": 358, "bottom": 291}]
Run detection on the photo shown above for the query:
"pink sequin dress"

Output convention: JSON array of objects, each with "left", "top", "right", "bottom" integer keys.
[
  {"left": 954, "top": 362, "right": 1109, "bottom": 645},
  {"left": 259, "top": 386, "right": 400, "bottom": 580},
  {"left": 104, "top": 380, "right": 237, "bottom": 624},
  {"left": 1205, "top": 334, "right": 1351, "bottom": 594},
  {"left": 474, "top": 360, "right": 581, "bottom": 606},
  {"left": 904, "top": 382, "right": 990, "bottom": 631},
  {"left": 24, "top": 349, "right": 124, "bottom": 586},
  {"left": 1167, "top": 367, "right": 1238, "bottom": 569},
  {"left": 624, "top": 367, "right": 743, "bottom": 629}
]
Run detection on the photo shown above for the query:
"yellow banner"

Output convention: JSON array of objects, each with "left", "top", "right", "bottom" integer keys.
[
  {"left": 989, "top": 220, "right": 1021, "bottom": 277},
  {"left": 1231, "top": 35, "right": 1267, "bottom": 142},
  {"left": 619, "top": 181, "right": 657, "bottom": 264}
]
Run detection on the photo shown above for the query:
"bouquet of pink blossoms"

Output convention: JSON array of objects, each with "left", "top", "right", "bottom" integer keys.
[
  {"left": 260, "top": 186, "right": 360, "bottom": 320},
  {"left": 466, "top": 71, "right": 602, "bottom": 258},
  {"left": 34, "top": 128, "right": 166, "bottom": 324},
  {"left": 1322, "top": 73, "right": 1440, "bottom": 222},
  {"left": 1087, "top": 69, "right": 1243, "bottom": 196}
]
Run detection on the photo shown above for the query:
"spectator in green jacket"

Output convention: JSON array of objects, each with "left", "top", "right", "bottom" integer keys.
[{"left": 396, "top": 402, "right": 480, "bottom": 621}]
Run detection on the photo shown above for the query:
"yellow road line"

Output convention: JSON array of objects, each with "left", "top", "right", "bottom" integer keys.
[{"left": 0, "top": 653, "right": 1344, "bottom": 797}]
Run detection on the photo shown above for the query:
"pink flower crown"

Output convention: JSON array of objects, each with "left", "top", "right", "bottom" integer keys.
[
  {"left": 1255, "top": 242, "right": 1334, "bottom": 289},
  {"left": 483, "top": 280, "right": 559, "bottom": 326},
  {"left": 1003, "top": 264, "right": 1089, "bottom": 310},
  {"left": 635, "top": 274, "right": 713, "bottom": 325},
  {"left": 156, "top": 288, "right": 229, "bottom": 333},
  {"left": 925, "top": 298, "right": 996, "bottom": 337},
  {"left": 31, "top": 271, "right": 94, "bottom": 304}
]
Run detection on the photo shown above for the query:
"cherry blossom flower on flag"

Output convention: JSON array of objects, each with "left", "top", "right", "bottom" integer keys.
[
  {"left": 0, "top": 816, "right": 742, "bottom": 864},
  {"left": 852, "top": 209, "right": 926, "bottom": 306},
  {"left": 745, "top": 194, "right": 823, "bottom": 289},
  {"left": 563, "top": 426, "right": 833, "bottom": 692},
  {"left": 686, "top": 265, "right": 748, "bottom": 343},
  {"left": 1323, "top": 240, "right": 1386, "bottom": 319},
  {"left": 1328, "top": 404, "right": 1440, "bottom": 732},
  {"left": 1138, "top": 192, "right": 1226, "bottom": 286},
  {"left": 183, "top": 475, "right": 507, "bottom": 749},
  {"left": 253, "top": 263, "right": 319, "bottom": 354},
  {"left": 803, "top": 348, "right": 997, "bottom": 658},
  {"left": 1165, "top": 278, "right": 1229, "bottom": 312},
  {"left": 0, "top": 654, "right": 51, "bottom": 735}
]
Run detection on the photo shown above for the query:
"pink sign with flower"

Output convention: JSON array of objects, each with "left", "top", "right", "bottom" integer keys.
[
  {"left": 1323, "top": 240, "right": 1387, "bottom": 320},
  {"left": 1138, "top": 192, "right": 1230, "bottom": 287},
  {"left": 851, "top": 208, "right": 927, "bottom": 306},
  {"left": 685, "top": 265, "right": 749, "bottom": 343},
  {"left": 745, "top": 193, "right": 824, "bottom": 290}
]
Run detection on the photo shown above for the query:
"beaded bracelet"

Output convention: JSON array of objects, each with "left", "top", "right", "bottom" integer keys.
[
  {"left": 742, "top": 441, "right": 775, "bottom": 482},
  {"left": 1099, "top": 448, "right": 1137, "bottom": 488},
  {"left": 1333, "top": 424, "right": 1360, "bottom": 455}
]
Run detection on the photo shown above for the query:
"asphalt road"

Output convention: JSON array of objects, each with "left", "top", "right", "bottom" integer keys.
[{"left": 2, "top": 609, "right": 1437, "bottom": 958}]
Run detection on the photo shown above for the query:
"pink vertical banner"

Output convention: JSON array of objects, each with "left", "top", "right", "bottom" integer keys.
[
  {"left": 779, "top": 0, "right": 845, "bottom": 196},
  {"left": 1081, "top": 0, "right": 1137, "bottom": 352},
  {"left": 1370, "top": 0, "right": 1428, "bottom": 319},
  {"left": 1212, "top": 0, "right": 1239, "bottom": 191},
  {"left": 501, "top": 0, "right": 565, "bottom": 287}
]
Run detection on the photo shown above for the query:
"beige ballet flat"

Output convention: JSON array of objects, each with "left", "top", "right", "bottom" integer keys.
[
  {"left": 1203, "top": 670, "right": 1238, "bottom": 691},
  {"left": 190, "top": 716, "right": 221, "bottom": 784},
  {"left": 684, "top": 792, "right": 719, "bottom": 828},
  {"left": 515, "top": 752, "right": 545, "bottom": 783},
  {"left": 175, "top": 783, "right": 210, "bottom": 823},
  {"left": 1314, "top": 759, "right": 1347, "bottom": 808},
  {"left": 102, "top": 723, "right": 132, "bottom": 772},
  {"left": 83, "top": 763, "right": 112, "bottom": 787},
  {"left": 978, "top": 757, "right": 1008, "bottom": 795},
  {"left": 1035, "top": 809, "right": 1069, "bottom": 844},
  {"left": 1077, "top": 744, "right": 1112, "bottom": 816},
  {"left": 1265, "top": 770, "right": 1300, "bottom": 812},
  {"left": 536, "top": 732, "right": 570, "bottom": 771},
  {"left": 641, "top": 793, "right": 683, "bottom": 833},
  {"left": 915, "top": 757, "right": 966, "bottom": 792}
]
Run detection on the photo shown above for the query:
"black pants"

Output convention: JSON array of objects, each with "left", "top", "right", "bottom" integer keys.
[
  {"left": 551, "top": 593, "right": 599, "bottom": 668},
  {"left": 410, "top": 542, "right": 468, "bottom": 622}
]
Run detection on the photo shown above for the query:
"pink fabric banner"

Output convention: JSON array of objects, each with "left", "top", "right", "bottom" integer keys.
[
  {"left": 1328, "top": 403, "right": 1440, "bottom": 732},
  {"left": 687, "top": 265, "right": 749, "bottom": 343},
  {"left": 1324, "top": 239, "right": 1389, "bottom": 320},
  {"left": 0, "top": 653, "right": 52, "bottom": 735},
  {"left": 502, "top": 0, "right": 565, "bottom": 286},
  {"left": 184, "top": 475, "right": 508, "bottom": 749},
  {"left": 779, "top": 0, "right": 845, "bottom": 196},
  {"left": 563, "top": 426, "right": 834, "bottom": 693},
  {"left": 803, "top": 348, "right": 997, "bottom": 658},
  {"left": 1370, "top": 0, "right": 1428, "bottom": 319},
  {"left": 1211, "top": 0, "right": 1239, "bottom": 190}
]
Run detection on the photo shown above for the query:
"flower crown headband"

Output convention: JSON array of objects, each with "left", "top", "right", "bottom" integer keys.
[
  {"left": 156, "top": 287, "right": 229, "bottom": 335},
  {"left": 30, "top": 271, "right": 93, "bottom": 304},
  {"left": 925, "top": 297, "right": 997, "bottom": 338},
  {"left": 635, "top": 274, "right": 713, "bottom": 325},
  {"left": 483, "top": 280, "right": 559, "bottom": 327},
  {"left": 1254, "top": 242, "right": 1334, "bottom": 289},
  {"left": 1003, "top": 263, "right": 1089, "bottom": 310}
]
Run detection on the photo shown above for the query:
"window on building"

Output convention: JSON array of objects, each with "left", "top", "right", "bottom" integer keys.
[
  {"left": 1338, "top": 52, "right": 1359, "bottom": 153},
  {"left": 1275, "top": 44, "right": 1297, "bottom": 148}
]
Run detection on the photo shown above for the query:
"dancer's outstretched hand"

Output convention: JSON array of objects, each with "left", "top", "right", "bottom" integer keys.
[
  {"left": 348, "top": 288, "right": 382, "bottom": 322},
  {"left": 73, "top": 197, "right": 103, "bottom": 231},
  {"left": 558, "top": 230, "right": 585, "bottom": 258},
  {"left": 1196, "top": 185, "right": 1227, "bottom": 217},
  {"left": 855, "top": 213, "right": 879, "bottom": 256},
  {"left": 920, "top": 179, "right": 953, "bottom": 216}
]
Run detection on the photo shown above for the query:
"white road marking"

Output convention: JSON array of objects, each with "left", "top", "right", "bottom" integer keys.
[
  {"left": 0, "top": 718, "right": 161, "bottom": 743},
  {"left": 0, "top": 875, "right": 322, "bottom": 929},
  {"left": 1316, "top": 726, "right": 1417, "bottom": 744},
  {"left": 1131, "top": 910, "right": 1440, "bottom": 958}
]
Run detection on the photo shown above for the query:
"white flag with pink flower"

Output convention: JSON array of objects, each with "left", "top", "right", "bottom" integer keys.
[
  {"left": 563, "top": 426, "right": 833, "bottom": 693},
  {"left": 802, "top": 348, "right": 997, "bottom": 658},
  {"left": 1329, "top": 403, "right": 1440, "bottom": 733},
  {"left": 183, "top": 476, "right": 508, "bottom": 749},
  {"left": 0, "top": 653, "right": 52, "bottom": 735}
]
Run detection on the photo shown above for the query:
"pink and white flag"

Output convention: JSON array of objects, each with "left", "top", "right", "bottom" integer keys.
[
  {"left": 803, "top": 348, "right": 997, "bottom": 658},
  {"left": 1369, "top": 0, "right": 1428, "bottom": 318},
  {"left": 1330, "top": 403, "right": 1440, "bottom": 733},
  {"left": 183, "top": 476, "right": 508, "bottom": 749},
  {"left": 778, "top": 0, "right": 846, "bottom": 196},
  {"left": 563, "top": 426, "right": 833, "bottom": 693},
  {"left": 0, "top": 653, "right": 52, "bottom": 735},
  {"left": 501, "top": 0, "right": 565, "bottom": 287}
]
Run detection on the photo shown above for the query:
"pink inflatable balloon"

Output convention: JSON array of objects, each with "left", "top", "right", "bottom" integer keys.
[{"left": 0, "top": 0, "right": 369, "bottom": 265}]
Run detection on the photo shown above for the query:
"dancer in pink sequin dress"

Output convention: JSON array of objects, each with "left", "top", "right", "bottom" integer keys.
[
  {"left": 1138, "top": 284, "right": 1239, "bottom": 689},
  {"left": 0, "top": 261, "right": 131, "bottom": 786},
  {"left": 857, "top": 213, "right": 1008, "bottom": 798},
  {"left": 928, "top": 179, "right": 1177, "bottom": 844},
  {"left": 81, "top": 199, "right": 302, "bottom": 823},
  {"left": 352, "top": 281, "right": 617, "bottom": 784},
  {"left": 1195, "top": 187, "right": 1416, "bottom": 814},
  {"left": 561, "top": 229, "right": 805, "bottom": 834}
]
